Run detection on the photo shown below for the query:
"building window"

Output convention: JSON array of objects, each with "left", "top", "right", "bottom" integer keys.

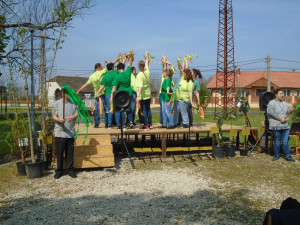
[
  {"left": 220, "top": 88, "right": 224, "bottom": 96},
  {"left": 237, "top": 89, "right": 246, "bottom": 97},
  {"left": 283, "top": 89, "right": 290, "bottom": 97},
  {"left": 256, "top": 89, "right": 266, "bottom": 96},
  {"left": 297, "top": 90, "right": 300, "bottom": 97}
]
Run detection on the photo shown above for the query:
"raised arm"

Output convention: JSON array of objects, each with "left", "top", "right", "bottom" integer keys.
[
  {"left": 177, "top": 57, "right": 183, "bottom": 74},
  {"left": 145, "top": 50, "right": 150, "bottom": 67},
  {"left": 113, "top": 53, "right": 122, "bottom": 64},
  {"left": 101, "top": 60, "right": 109, "bottom": 69},
  {"left": 128, "top": 50, "right": 135, "bottom": 67},
  {"left": 183, "top": 55, "right": 189, "bottom": 69},
  {"left": 162, "top": 55, "right": 167, "bottom": 71}
]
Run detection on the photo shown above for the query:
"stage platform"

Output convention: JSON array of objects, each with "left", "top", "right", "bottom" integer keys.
[{"left": 50, "top": 122, "right": 258, "bottom": 169}]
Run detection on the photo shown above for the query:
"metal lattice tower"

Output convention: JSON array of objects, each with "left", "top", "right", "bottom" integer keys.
[{"left": 214, "top": 0, "right": 236, "bottom": 118}]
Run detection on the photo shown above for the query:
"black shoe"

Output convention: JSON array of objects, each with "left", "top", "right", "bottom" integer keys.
[
  {"left": 94, "top": 124, "right": 99, "bottom": 128},
  {"left": 54, "top": 173, "right": 62, "bottom": 179},
  {"left": 167, "top": 126, "right": 175, "bottom": 129},
  {"left": 129, "top": 122, "right": 134, "bottom": 129},
  {"left": 105, "top": 124, "right": 108, "bottom": 128},
  {"left": 183, "top": 124, "right": 189, "bottom": 128},
  {"left": 68, "top": 172, "right": 77, "bottom": 178}
]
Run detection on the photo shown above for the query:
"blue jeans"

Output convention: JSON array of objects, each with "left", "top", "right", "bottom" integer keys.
[
  {"left": 105, "top": 94, "right": 113, "bottom": 126},
  {"left": 126, "top": 96, "right": 133, "bottom": 124},
  {"left": 188, "top": 107, "right": 193, "bottom": 126},
  {"left": 115, "top": 111, "right": 125, "bottom": 126},
  {"left": 159, "top": 94, "right": 163, "bottom": 123},
  {"left": 162, "top": 101, "right": 174, "bottom": 126},
  {"left": 131, "top": 92, "right": 137, "bottom": 123},
  {"left": 94, "top": 97, "right": 100, "bottom": 126},
  {"left": 101, "top": 95, "right": 107, "bottom": 125},
  {"left": 140, "top": 98, "right": 152, "bottom": 126},
  {"left": 272, "top": 129, "right": 290, "bottom": 157},
  {"left": 178, "top": 101, "right": 192, "bottom": 125},
  {"left": 173, "top": 100, "right": 180, "bottom": 126}
]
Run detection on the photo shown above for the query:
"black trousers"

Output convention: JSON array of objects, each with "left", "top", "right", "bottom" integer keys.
[{"left": 55, "top": 137, "right": 74, "bottom": 174}]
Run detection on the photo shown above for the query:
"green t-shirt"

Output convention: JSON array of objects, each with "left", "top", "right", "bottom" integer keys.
[
  {"left": 131, "top": 73, "right": 137, "bottom": 92},
  {"left": 175, "top": 78, "right": 195, "bottom": 102},
  {"left": 136, "top": 66, "right": 151, "bottom": 100},
  {"left": 194, "top": 79, "right": 200, "bottom": 91},
  {"left": 87, "top": 68, "right": 108, "bottom": 97},
  {"left": 161, "top": 77, "right": 173, "bottom": 102},
  {"left": 159, "top": 72, "right": 175, "bottom": 94},
  {"left": 112, "top": 66, "right": 133, "bottom": 96},
  {"left": 101, "top": 70, "right": 118, "bottom": 95}
]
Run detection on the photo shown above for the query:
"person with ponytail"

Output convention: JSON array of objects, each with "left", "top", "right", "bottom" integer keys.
[{"left": 185, "top": 58, "right": 202, "bottom": 126}]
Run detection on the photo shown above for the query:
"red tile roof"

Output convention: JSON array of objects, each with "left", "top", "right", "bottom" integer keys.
[{"left": 206, "top": 71, "right": 300, "bottom": 89}]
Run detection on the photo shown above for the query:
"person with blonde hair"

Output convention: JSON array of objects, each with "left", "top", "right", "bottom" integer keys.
[{"left": 136, "top": 50, "right": 152, "bottom": 130}]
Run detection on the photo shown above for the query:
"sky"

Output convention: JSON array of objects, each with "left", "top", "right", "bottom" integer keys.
[{"left": 53, "top": 0, "right": 300, "bottom": 81}]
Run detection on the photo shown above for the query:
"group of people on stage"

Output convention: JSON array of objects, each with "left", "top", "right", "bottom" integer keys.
[
  {"left": 51, "top": 52, "right": 297, "bottom": 179},
  {"left": 76, "top": 50, "right": 203, "bottom": 130}
]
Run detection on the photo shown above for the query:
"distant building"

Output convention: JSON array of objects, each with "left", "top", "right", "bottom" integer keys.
[
  {"left": 46, "top": 76, "right": 94, "bottom": 107},
  {"left": 206, "top": 71, "right": 300, "bottom": 108}
]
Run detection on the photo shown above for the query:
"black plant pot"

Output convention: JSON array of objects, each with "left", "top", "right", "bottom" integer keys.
[
  {"left": 212, "top": 146, "right": 224, "bottom": 159},
  {"left": 24, "top": 161, "right": 44, "bottom": 179},
  {"left": 225, "top": 147, "right": 236, "bottom": 157},
  {"left": 16, "top": 162, "right": 26, "bottom": 176},
  {"left": 240, "top": 149, "right": 249, "bottom": 156}
]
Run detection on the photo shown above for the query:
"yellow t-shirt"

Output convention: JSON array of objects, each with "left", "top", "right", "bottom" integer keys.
[
  {"left": 131, "top": 73, "right": 137, "bottom": 92},
  {"left": 136, "top": 66, "right": 151, "bottom": 100},
  {"left": 87, "top": 68, "right": 108, "bottom": 97},
  {"left": 175, "top": 78, "right": 194, "bottom": 102}
]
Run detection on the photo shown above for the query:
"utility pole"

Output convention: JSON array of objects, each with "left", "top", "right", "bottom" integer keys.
[
  {"left": 267, "top": 55, "right": 271, "bottom": 92},
  {"left": 37, "top": 34, "right": 54, "bottom": 161},
  {"left": 29, "top": 26, "right": 35, "bottom": 134}
]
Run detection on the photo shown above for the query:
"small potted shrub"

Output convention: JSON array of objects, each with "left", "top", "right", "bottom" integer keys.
[{"left": 5, "top": 114, "right": 30, "bottom": 176}]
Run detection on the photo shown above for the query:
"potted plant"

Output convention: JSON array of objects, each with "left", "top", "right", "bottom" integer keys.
[
  {"left": 5, "top": 114, "right": 30, "bottom": 176},
  {"left": 212, "top": 113, "right": 228, "bottom": 159}
]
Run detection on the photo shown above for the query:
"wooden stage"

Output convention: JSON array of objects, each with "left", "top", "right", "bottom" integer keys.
[{"left": 61, "top": 122, "right": 259, "bottom": 169}]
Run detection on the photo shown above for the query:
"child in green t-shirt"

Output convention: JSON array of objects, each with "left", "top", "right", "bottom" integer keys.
[{"left": 160, "top": 57, "right": 175, "bottom": 129}]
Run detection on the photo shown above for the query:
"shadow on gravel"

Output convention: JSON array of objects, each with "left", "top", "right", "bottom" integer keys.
[{"left": 1, "top": 189, "right": 264, "bottom": 224}]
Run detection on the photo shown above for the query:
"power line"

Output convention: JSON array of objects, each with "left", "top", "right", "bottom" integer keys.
[{"left": 272, "top": 58, "right": 300, "bottom": 64}]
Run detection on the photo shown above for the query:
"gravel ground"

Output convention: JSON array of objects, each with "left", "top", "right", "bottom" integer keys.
[{"left": 1, "top": 154, "right": 299, "bottom": 225}]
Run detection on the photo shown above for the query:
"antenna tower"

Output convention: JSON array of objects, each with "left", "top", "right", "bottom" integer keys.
[{"left": 214, "top": 0, "right": 236, "bottom": 118}]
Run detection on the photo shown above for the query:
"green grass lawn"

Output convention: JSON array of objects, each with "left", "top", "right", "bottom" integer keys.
[
  {"left": 0, "top": 109, "right": 298, "bottom": 160},
  {"left": 0, "top": 120, "right": 12, "bottom": 158}
]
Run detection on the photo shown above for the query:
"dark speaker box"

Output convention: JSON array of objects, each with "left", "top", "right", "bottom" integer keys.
[
  {"left": 113, "top": 90, "right": 130, "bottom": 112},
  {"left": 259, "top": 91, "right": 274, "bottom": 111}
]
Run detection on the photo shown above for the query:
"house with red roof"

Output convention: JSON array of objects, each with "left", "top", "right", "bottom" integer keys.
[{"left": 206, "top": 71, "right": 300, "bottom": 108}]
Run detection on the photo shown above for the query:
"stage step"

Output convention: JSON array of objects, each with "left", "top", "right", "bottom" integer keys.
[
  {"left": 74, "top": 135, "right": 115, "bottom": 168},
  {"left": 73, "top": 154, "right": 115, "bottom": 168},
  {"left": 134, "top": 146, "right": 213, "bottom": 153}
]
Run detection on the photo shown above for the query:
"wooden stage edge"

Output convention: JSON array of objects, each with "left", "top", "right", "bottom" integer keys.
[
  {"left": 80, "top": 122, "right": 258, "bottom": 136},
  {"left": 72, "top": 122, "right": 259, "bottom": 166}
]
